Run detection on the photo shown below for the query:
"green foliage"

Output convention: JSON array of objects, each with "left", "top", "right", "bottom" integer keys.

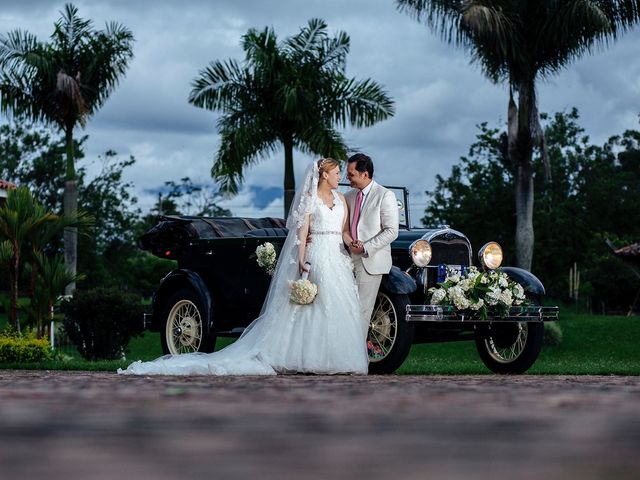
[
  {"left": 22, "top": 253, "right": 85, "bottom": 337},
  {"left": 60, "top": 287, "right": 145, "bottom": 361},
  {"left": 424, "top": 109, "right": 640, "bottom": 311},
  {"left": 0, "top": 123, "right": 85, "bottom": 212},
  {"left": 543, "top": 322, "right": 563, "bottom": 346},
  {"left": 398, "top": 0, "right": 640, "bottom": 269},
  {"left": 0, "top": 329, "right": 52, "bottom": 362},
  {"left": 0, "top": 186, "right": 92, "bottom": 331},
  {"left": 189, "top": 18, "right": 394, "bottom": 215},
  {"left": 0, "top": 3, "right": 134, "bottom": 144}
]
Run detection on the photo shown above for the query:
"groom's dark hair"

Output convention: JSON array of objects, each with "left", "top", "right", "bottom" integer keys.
[{"left": 347, "top": 153, "right": 374, "bottom": 179}]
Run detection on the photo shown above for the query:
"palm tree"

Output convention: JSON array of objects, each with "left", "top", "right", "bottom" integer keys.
[
  {"left": 0, "top": 3, "right": 134, "bottom": 293},
  {"left": 397, "top": 0, "right": 640, "bottom": 270},
  {"left": 189, "top": 18, "right": 395, "bottom": 216},
  {"left": 0, "top": 187, "right": 92, "bottom": 332},
  {"left": 24, "top": 253, "right": 85, "bottom": 338}
]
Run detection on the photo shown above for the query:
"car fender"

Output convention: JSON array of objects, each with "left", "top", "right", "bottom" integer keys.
[
  {"left": 381, "top": 266, "right": 417, "bottom": 295},
  {"left": 500, "top": 266, "right": 546, "bottom": 297},
  {"left": 151, "top": 269, "right": 214, "bottom": 331}
]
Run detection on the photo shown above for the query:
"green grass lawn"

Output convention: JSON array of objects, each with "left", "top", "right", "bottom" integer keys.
[
  {"left": 1, "top": 310, "right": 639, "bottom": 374},
  {"left": 398, "top": 311, "right": 640, "bottom": 375}
]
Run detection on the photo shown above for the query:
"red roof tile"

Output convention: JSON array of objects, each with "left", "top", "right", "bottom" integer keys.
[{"left": 0, "top": 179, "right": 16, "bottom": 190}]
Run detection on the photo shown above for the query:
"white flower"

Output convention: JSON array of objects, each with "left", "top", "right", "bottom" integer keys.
[
  {"left": 430, "top": 288, "right": 447, "bottom": 304},
  {"left": 499, "top": 289, "right": 513, "bottom": 306},
  {"left": 289, "top": 279, "right": 318, "bottom": 305},
  {"left": 256, "top": 242, "right": 277, "bottom": 275},
  {"left": 447, "top": 272, "right": 461, "bottom": 284},
  {"left": 459, "top": 278, "right": 473, "bottom": 292},
  {"left": 485, "top": 286, "right": 501, "bottom": 306},
  {"left": 498, "top": 276, "right": 509, "bottom": 288},
  {"left": 469, "top": 298, "right": 484, "bottom": 311}
]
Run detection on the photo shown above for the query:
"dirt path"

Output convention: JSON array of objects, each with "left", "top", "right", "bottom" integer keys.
[{"left": 0, "top": 371, "right": 638, "bottom": 479}]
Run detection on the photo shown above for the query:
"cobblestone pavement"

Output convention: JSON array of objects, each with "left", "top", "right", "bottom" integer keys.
[{"left": 0, "top": 371, "right": 639, "bottom": 480}]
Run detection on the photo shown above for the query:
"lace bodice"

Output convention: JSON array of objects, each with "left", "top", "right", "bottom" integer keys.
[{"left": 309, "top": 190, "right": 344, "bottom": 234}]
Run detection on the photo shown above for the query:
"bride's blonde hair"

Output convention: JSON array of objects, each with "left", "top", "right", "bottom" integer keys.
[{"left": 317, "top": 158, "right": 339, "bottom": 178}]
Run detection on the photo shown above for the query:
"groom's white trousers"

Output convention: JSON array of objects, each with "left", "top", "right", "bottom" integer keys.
[{"left": 352, "top": 254, "right": 383, "bottom": 340}]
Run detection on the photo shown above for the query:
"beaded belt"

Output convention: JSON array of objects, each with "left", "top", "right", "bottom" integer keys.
[{"left": 310, "top": 230, "right": 341, "bottom": 235}]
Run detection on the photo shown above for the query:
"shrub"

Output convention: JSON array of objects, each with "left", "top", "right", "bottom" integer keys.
[
  {"left": 543, "top": 322, "right": 564, "bottom": 346},
  {"left": 61, "top": 287, "right": 145, "bottom": 361},
  {"left": 0, "top": 329, "right": 53, "bottom": 362}
]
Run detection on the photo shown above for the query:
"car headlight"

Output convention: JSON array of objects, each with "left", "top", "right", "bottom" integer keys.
[
  {"left": 410, "top": 239, "right": 432, "bottom": 267},
  {"left": 479, "top": 242, "right": 503, "bottom": 270}
]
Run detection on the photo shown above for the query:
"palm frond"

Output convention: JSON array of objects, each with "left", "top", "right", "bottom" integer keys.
[
  {"left": 54, "top": 3, "right": 92, "bottom": 48},
  {"left": 212, "top": 115, "right": 278, "bottom": 194},
  {"left": 396, "top": 0, "right": 469, "bottom": 45},
  {"left": 318, "top": 31, "right": 350, "bottom": 71},
  {"left": 189, "top": 59, "right": 249, "bottom": 110},
  {"left": 328, "top": 77, "right": 395, "bottom": 128},
  {"left": 296, "top": 123, "right": 348, "bottom": 160},
  {"left": 286, "top": 18, "right": 327, "bottom": 55},
  {"left": 242, "top": 26, "right": 279, "bottom": 67},
  {"left": 536, "top": 0, "right": 640, "bottom": 77}
]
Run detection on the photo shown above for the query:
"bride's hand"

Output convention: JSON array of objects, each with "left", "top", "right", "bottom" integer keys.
[{"left": 299, "top": 260, "right": 310, "bottom": 275}]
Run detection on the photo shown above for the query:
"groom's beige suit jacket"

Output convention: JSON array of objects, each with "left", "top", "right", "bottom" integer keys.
[{"left": 345, "top": 180, "right": 399, "bottom": 275}]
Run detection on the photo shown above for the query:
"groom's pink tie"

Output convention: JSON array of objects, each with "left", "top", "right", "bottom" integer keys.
[{"left": 351, "top": 190, "right": 363, "bottom": 241}]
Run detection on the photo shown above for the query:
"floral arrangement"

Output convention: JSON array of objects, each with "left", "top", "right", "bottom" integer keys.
[
  {"left": 289, "top": 279, "right": 318, "bottom": 305},
  {"left": 367, "top": 340, "right": 385, "bottom": 359},
  {"left": 429, "top": 266, "right": 527, "bottom": 320},
  {"left": 255, "top": 242, "right": 277, "bottom": 276}
]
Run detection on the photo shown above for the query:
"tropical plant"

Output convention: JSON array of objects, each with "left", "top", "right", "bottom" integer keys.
[
  {"left": 0, "top": 3, "right": 134, "bottom": 292},
  {"left": 22, "top": 252, "right": 85, "bottom": 338},
  {"left": 0, "top": 187, "right": 92, "bottom": 331},
  {"left": 189, "top": 18, "right": 394, "bottom": 216},
  {"left": 0, "top": 187, "right": 55, "bottom": 330},
  {"left": 397, "top": 0, "right": 640, "bottom": 270}
]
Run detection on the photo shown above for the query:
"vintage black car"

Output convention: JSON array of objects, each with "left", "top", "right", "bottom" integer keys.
[{"left": 139, "top": 186, "right": 558, "bottom": 374}]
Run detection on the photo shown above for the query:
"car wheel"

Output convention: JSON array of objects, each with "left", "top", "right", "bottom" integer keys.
[
  {"left": 160, "top": 288, "right": 216, "bottom": 355},
  {"left": 367, "top": 291, "right": 414, "bottom": 374},
  {"left": 474, "top": 318, "right": 544, "bottom": 374}
]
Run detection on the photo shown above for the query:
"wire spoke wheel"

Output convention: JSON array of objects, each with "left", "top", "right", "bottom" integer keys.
[
  {"left": 368, "top": 293, "right": 398, "bottom": 363},
  {"left": 166, "top": 299, "right": 203, "bottom": 355},
  {"left": 483, "top": 322, "right": 528, "bottom": 363}
]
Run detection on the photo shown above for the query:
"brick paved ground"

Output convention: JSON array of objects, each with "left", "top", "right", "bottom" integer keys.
[{"left": 0, "top": 371, "right": 639, "bottom": 480}]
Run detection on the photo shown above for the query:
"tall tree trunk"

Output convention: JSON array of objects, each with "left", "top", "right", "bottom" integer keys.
[
  {"left": 509, "top": 80, "right": 536, "bottom": 271},
  {"left": 10, "top": 247, "right": 20, "bottom": 332},
  {"left": 63, "top": 127, "right": 77, "bottom": 295},
  {"left": 283, "top": 136, "right": 295, "bottom": 218}
]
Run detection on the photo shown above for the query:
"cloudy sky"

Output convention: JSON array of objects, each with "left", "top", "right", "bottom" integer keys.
[{"left": 1, "top": 0, "right": 639, "bottom": 224}]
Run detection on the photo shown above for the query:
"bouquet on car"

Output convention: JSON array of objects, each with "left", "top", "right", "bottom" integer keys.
[{"left": 429, "top": 266, "right": 526, "bottom": 320}]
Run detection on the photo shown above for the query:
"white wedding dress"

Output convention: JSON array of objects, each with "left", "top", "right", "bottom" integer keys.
[{"left": 119, "top": 184, "right": 368, "bottom": 376}]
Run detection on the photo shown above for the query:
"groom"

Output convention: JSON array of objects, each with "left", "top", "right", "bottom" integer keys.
[{"left": 344, "top": 153, "right": 399, "bottom": 339}]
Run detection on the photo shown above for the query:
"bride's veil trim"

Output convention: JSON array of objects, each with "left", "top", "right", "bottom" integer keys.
[{"left": 239, "top": 161, "right": 320, "bottom": 339}]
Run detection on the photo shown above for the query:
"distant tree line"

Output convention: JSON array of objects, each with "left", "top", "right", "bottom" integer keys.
[{"left": 423, "top": 109, "right": 640, "bottom": 312}]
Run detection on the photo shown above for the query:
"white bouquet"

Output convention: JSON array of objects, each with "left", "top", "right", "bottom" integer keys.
[
  {"left": 428, "top": 266, "right": 527, "bottom": 320},
  {"left": 255, "top": 242, "right": 277, "bottom": 276},
  {"left": 289, "top": 262, "right": 318, "bottom": 305}
]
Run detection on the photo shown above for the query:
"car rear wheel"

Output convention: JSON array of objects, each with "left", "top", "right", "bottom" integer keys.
[
  {"left": 475, "top": 319, "right": 544, "bottom": 374},
  {"left": 367, "top": 292, "right": 414, "bottom": 374},
  {"left": 160, "top": 288, "right": 216, "bottom": 355}
]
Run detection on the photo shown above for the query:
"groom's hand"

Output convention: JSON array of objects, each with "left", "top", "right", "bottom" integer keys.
[{"left": 349, "top": 240, "right": 364, "bottom": 254}]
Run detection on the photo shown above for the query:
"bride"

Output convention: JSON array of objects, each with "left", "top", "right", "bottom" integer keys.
[{"left": 119, "top": 158, "right": 369, "bottom": 375}]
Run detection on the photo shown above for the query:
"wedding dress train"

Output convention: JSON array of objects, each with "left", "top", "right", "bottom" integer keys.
[{"left": 119, "top": 166, "right": 368, "bottom": 376}]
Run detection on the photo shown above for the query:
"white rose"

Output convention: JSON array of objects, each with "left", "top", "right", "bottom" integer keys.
[
  {"left": 469, "top": 299, "right": 484, "bottom": 311},
  {"left": 431, "top": 288, "right": 447, "bottom": 304}
]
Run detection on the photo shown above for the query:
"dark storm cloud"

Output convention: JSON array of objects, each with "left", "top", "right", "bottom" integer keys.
[{"left": 1, "top": 0, "right": 639, "bottom": 221}]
